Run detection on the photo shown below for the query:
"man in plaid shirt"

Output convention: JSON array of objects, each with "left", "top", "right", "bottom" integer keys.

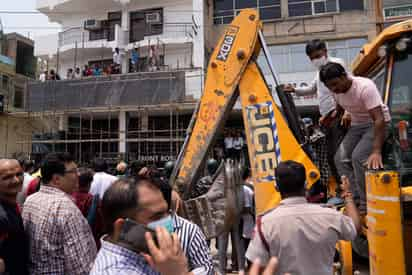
[{"left": 22, "top": 153, "right": 97, "bottom": 275}]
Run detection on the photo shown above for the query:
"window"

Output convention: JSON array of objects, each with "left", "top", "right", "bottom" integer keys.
[
  {"left": 13, "top": 85, "right": 24, "bottom": 109},
  {"left": 258, "top": 38, "right": 367, "bottom": 74},
  {"left": 2, "top": 75, "right": 9, "bottom": 92},
  {"left": 384, "top": 5, "right": 412, "bottom": 21},
  {"left": 130, "top": 8, "right": 163, "bottom": 42},
  {"left": 288, "top": 0, "right": 337, "bottom": 17},
  {"left": 214, "top": 0, "right": 281, "bottom": 24},
  {"left": 371, "top": 67, "right": 385, "bottom": 97},
  {"left": 339, "top": 0, "right": 364, "bottom": 11},
  {"left": 88, "top": 11, "right": 121, "bottom": 41}
]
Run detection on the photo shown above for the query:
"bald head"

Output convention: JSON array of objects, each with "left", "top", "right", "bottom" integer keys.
[{"left": 0, "top": 159, "right": 23, "bottom": 204}]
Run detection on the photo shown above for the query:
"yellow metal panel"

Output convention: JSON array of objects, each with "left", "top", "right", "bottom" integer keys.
[
  {"left": 352, "top": 20, "right": 412, "bottom": 75},
  {"left": 337, "top": 240, "right": 353, "bottom": 275},
  {"left": 176, "top": 9, "right": 261, "bottom": 188},
  {"left": 239, "top": 62, "right": 319, "bottom": 214},
  {"left": 366, "top": 171, "right": 406, "bottom": 275}
]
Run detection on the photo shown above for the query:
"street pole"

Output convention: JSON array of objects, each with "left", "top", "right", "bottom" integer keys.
[{"left": 375, "top": 0, "right": 384, "bottom": 34}]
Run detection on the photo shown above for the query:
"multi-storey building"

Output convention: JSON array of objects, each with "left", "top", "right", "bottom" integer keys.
[
  {"left": 19, "top": 0, "right": 206, "bottom": 165},
  {"left": 0, "top": 19, "right": 36, "bottom": 158},
  {"left": 18, "top": 0, "right": 383, "bottom": 165}
]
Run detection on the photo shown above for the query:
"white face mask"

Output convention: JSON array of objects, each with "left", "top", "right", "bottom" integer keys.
[{"left": 311, "top": 56, "right": 328, "bottom": 69}]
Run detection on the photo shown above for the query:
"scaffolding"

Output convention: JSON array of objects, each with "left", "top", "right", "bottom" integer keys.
[{"left": 12, "top": 69, "right": 204, "bottom": 166}]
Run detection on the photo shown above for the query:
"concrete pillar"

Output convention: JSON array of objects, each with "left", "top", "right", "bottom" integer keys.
[
  {"left": 58, "top": 115, "right": 68, "bottom": 132},
  {"left": 192, "top": 0, "right": 205, "bottom": 69},
  {"left": 119, "top": 111, "right": 127, "bottom": 154},
  {"left": 281, "top": 0, "right": 289, "bottom": 18}
]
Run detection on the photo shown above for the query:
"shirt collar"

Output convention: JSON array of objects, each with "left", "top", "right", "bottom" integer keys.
[
  {"left": 280, "top": 197, "right": 308, "bottom": 205},
  {"left": 39, "top": 185, "right": 67, "bottom": 196},
  {"left": 172, "top": 214, "right": 183, "bottom": 230}
]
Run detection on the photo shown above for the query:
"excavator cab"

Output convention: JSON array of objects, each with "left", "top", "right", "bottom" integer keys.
[{"left": 351, "top": 20, "right": 412, "bottom": 275}]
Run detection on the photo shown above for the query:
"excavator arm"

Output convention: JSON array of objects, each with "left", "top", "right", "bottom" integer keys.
[{"left": 171, "top": 9, "right": 320, "bottom": 215}]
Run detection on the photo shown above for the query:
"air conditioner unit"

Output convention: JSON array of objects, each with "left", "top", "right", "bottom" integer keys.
[
  {"left": 84, "top": 19, "right": 101, "bottom": 30},
  {"left": 145, "top": 12, "right": 161, "bottom": 24}
]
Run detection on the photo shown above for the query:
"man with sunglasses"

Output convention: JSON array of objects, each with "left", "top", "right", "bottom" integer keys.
[
  {"left": 246, "top": 161, "right": 360, "bottom": 275},
  {"left": 22, "top": 153, "right": 97, "bottom": 275}
]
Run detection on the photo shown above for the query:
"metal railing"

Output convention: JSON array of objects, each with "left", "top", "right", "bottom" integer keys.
[{"left": 58, "top": 23, "right": 195, "bottom": 48}]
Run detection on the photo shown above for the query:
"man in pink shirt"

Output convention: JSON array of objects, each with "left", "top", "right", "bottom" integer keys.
[{"left": 319, "top": 62, "right": 391, "bottom": 214}]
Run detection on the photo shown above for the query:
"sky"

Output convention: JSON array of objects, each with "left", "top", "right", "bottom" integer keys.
[{"left": 1, "top": 0, "right": 61, "bottom": 38}]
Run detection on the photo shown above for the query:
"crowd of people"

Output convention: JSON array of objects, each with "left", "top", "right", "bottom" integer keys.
[
  {"left": 0, "top": 37, "right": 391, "bottom": 274},
  {"left": 40, "top": 45, "right": 163, "bottom": 82}
]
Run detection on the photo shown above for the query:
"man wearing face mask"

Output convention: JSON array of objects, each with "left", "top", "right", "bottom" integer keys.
[
  {"left": 91, "top": 175, "right": 213, "bottom": 275},
  {"left": 284, "top": 39, "right": 349, "bottom": 183}
]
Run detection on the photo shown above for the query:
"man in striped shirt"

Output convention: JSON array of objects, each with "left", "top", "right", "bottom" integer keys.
[{"left": 91, "top": 175, "right": 214, "bottom": 275}]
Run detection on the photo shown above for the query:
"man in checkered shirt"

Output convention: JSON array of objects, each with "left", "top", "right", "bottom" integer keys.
[{"left": 22, "top": 153, "right": 97, "bottom": 275}]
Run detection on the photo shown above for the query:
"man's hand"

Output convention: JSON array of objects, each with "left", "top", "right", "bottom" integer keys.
[
  {"left": 341, "top": 112, "right": 351, "bottom": 128},
  {"left": 367, "top": 151, "right": 384, "bottom": 170},
  {"left": 283, "top": 84, "right": 295, "bottom": 93},
  {"left": 144, "top": 227, "right": 189, "bottom": 275},
  {"left": 0, "top": 257, "right": 5, "bottom": 273}
]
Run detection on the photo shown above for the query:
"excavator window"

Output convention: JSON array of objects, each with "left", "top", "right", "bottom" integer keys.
[{"left": 389, "top": 41, "right": 412, "bottom": 170}]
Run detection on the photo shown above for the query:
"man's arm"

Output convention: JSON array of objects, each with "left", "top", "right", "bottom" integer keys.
[
  {"left": 284, "top": 79, "right": 317, "bottom": 96},
  {"left": 367, "top": 106, "right": 386, "bottom": 169},
  {"left": 185, "top": 225, "right": 214, "bottom": 275}
]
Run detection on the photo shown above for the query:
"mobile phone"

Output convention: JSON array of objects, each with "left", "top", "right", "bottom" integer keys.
[{"left": 118, "top": 218, "right": 158, "bottom": 254}]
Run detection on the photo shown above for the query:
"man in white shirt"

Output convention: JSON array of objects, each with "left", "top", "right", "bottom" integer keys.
[
  {"left": 284, "top": 39, "right": 349, "bottom": 182},
  {"left": 113, "top": 47, "right": 123, "bottom": 74},
  {"left": 90, "top": 158, "right": 117, "bottom": 199}
]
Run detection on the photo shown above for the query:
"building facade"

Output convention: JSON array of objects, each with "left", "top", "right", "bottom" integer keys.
[
  {"left": 0, "top": 21, "right": 36, "bottom": 158},
  {"left": 17, "top": 0, "right": 207, "bottom": 165},
  {"left": 383, "top": 0, "right": 412, "bottom": 26},
  {"left": 208, "top": 0, "right": 380, "bottom": 108},
  {"left": 17, "top": 0, "right": 382, "bottom": 165}
]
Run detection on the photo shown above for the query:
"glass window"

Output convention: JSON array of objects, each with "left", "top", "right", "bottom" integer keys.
[
  {"left": 14, "top": 85, "right": 24, "bottom": 109},
  {"left": 289, "top": 1, "right": 312, "bottom": 17},
  {"left": 2, "top": 75, "right": 9, "bottom": 91},
  {"left": 389, "top": 49, "right": 412, "bottom": 167},
  {"left": 339, "top": 0, "right": 364, "bottom": 11},
  {"left": 288, "top": 0, "right": 338, "bottom": 17},
  {"left": 214, "top": 0, "right": 281, "bottom": 24},
  {"left": 236, "top": 0, "right": 256, "bottom": 9},
  {"left": 371, "top": 68, "right": 385, "bottom": 96}
]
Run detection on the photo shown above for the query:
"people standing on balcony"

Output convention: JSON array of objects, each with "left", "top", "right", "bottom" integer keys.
[
  {"left": 83, "top": 65, "right": 93, "bottom": 77},
  {"left": 92, "top": 64, "right": 102, "bottom": 77},
  {"left": 131, "top": 47, "right": 140, "bottom": 73},
  {"left": 39, "top": 70, "right": 48, "bottom": 82},
  {"left": 66, "top": 68, "right": 75, "bottom": 80},
  {"left": 49, "top": 69, "right": 60, "bottom": 80},
  {"left": 113, "top": 47, "right": 123, "bottom": 74},
  {"left": 74, "top": 67, "right": 82, "bottom": 79}
]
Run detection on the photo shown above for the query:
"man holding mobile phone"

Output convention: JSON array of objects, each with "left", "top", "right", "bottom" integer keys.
[{"left": 90, "top": 176, "right": 213, "bottom": 275}]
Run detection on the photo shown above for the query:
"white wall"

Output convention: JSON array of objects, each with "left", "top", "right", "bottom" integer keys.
[{"left": 34, "top": 33, "right": 59, "bottom": 57}]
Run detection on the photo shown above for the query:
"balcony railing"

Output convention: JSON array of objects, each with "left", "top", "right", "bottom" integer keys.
[
  {"left": 58, "top": 23, "right": 194, "bottom": 48},
  {"left": 25, "top": 71, "right": 186, "bottom": 112}
]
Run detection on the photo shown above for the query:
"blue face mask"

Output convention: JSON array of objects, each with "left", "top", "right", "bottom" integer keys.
[{"left": 147, "top": 214, "right": 174, "bottom": 234}]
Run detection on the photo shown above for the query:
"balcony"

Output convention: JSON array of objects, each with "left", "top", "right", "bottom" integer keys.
[
  {"left": 58, "top": 23, "right": 194, "bottom": 51},
  {"left": 24, "top": 70, "right": 195, "bottom": 112}
]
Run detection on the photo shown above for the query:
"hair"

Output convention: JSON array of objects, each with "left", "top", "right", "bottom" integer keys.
[
  {"left": 128, "top": 160, "right": 146, "bottom": 177},
  {"left": 319, "top": 62, "right": 347, "bottom": 84},
  {"left": 78, "top": 168, "right": 94, "bottom": 189},
  {"left": 136, "top": 168, "right": 172, "bottom": 209},
  {"left": 41, "top": 153, "right": 74, "bottom": 184},
  {"left": 102, "top": 178, "right": 138, "bottom": 234},
  {"left": 93, "top": 158, "right": 108, "bottom": 173},
  {"left": 242, "top": 166, "right": 251, "bottom": 181},
  {"left": 102, "top": 173, "right": 172, "bottom": 234},
  {"left": 275, "top": 160, "right": 306, "bottom": 195},
  {"left": 305, "top": 39, "right": 327, "bottom": 56}
]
